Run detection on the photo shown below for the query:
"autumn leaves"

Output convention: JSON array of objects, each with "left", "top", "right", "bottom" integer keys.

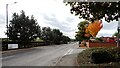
[
  {"left": 76, "top": 20, "right": 103, "bottom": 41},
  {"left": 85, "top": 20, "right": 103, "bottom": 37}
]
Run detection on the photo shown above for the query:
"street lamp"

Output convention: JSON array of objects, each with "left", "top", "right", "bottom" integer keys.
[{"left": 6, "top": 2, "right": 17, "bottom": 41}]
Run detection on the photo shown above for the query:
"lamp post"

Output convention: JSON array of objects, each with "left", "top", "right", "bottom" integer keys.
[{"left": 6, "top": 2, "right": 17, "bottom": 41}]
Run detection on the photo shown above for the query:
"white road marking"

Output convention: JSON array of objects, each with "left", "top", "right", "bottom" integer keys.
[
  {"left": 63, "top": 49, "right": 73, "bottom": 56},
  {"left": 64, "top": 49, "right": 72, "bottom": 56},
  {"left": 68, "top": 49, "right": 73, "bottom": 55}
]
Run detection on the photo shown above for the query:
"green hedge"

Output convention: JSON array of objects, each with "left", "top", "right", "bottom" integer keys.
[
  {"left": 91, "top": 49, "right": 113, "bottom": 63},
  {"left": 90, "top": 47, "right": 120, "bottom": 64}
]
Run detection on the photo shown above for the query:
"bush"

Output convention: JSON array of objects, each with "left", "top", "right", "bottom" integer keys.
[
  {"left": 109, "top": 47, "right": 120, "bottom": 62},
  {"left": 91, "top": 48, "right": 114, "bottom": 64},
  {"left": 95, "top": 38, "right": 103, "bottom": 42}
]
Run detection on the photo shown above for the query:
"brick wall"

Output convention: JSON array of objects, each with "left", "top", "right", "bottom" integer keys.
[{"left": 87, "top": 42, "right": 118, "bottom": 48}]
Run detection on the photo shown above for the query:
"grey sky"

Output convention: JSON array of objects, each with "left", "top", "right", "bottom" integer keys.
[
  {"left": 42, "top": 14, "right": 73, "bottom": 32},
  {"left": 0, "top": 0, "right": 118, "bottom": 39}
]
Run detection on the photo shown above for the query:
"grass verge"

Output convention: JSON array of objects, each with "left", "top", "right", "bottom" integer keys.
[{"left": 77, "top": 47, "right": 120, "bottom": 67}]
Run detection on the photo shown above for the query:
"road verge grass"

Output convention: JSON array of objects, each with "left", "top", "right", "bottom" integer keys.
[{"left": 77, "top": 47, "right": 120, "bottom": 67}]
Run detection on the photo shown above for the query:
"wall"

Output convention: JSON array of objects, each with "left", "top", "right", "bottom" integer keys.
[{"left": 87, "top": 42, "right": 118, "bottom": 48}]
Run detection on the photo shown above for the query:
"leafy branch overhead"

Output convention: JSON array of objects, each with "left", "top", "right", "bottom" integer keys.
[{"left": 65, "top": 2, "right": 120, "bottom": 22}]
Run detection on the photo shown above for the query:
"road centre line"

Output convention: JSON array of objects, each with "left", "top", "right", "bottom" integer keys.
[
  {"left": 68, "top": 49, "right": 73, "bottom": 55},
  {"left": 64, "top": 49, "right": 72, "bottom": 56},
  {"left": 64, "top": 49, "right": 73, "bottom": 56}
]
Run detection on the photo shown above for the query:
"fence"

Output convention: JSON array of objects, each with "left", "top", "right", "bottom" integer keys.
[{"left": 2, "top": 41, "right": 49, "bottom": 51}]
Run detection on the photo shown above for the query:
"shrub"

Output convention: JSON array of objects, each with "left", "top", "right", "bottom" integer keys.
[
  {"left": 95, "top": 38, "right": 103, "bottom": 42},
  {"left": 91, "top": 48, "right": 114, "bottom": 64}
]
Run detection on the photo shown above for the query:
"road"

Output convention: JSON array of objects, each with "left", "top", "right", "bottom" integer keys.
[{"left": 2, "top": 42, "right": 86, "bottom": 66}]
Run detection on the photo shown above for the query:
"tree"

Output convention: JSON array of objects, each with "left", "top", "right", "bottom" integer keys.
[
  {"left": 41, "top": 27, "right": 71, "bottom": 44},
  {"left": 41, "top": 27, "right": 53, "bottom": 43},
  {"left": 65, "top": 2, "right": 120, "bottom": 22},
  {"left": 75, "top": 21, "right": 91, "bottom": 41},
  {"left": 113, "top": 32, "right": 119, "bottom": 37},
  {"left": 52, "top": 29, "right": 63, "bottom": 44},
  {"left": 62, "top": 36, "right": 70, "bottom": 44},
  {"left": 7, "top": 10, "right": 41, "bottom": 42},
  {"left": 86, "top": 20, "right": 103, "bottom": 37}
]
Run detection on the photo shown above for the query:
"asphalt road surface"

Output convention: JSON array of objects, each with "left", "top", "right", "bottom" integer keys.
[{"left": 2, "top": 42, "right": 86, "bottom": 66}]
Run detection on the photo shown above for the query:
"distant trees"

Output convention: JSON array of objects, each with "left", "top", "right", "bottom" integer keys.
[
  {"left": 41, "top": 27, "right": 70, "bottom": 44},
  {"left": 52, "top": 29, "right": 63, "bottom": 44},
  {"left": 6, "top": 10, "right": 41, "bottom": 42},
  {"left": 6, "top": 10, "right": 70, "bottom": 44},
  {"left": 62, "top": 35, "right": 71, "bottom": 44},
  {"left": 41, "top": 27, "right": 53, "bottom": 43}
]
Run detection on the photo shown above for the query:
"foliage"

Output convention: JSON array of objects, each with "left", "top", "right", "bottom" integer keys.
[
  {"left": 65, "top": 2, "right": 120, "bottom": 22},
  {"left": 41, "top": 27, "right": 53, "bottom": 43},
  {"left": 34, "top": 37, "right": 43, "bottom": 42},
  {"left": 62, "top": 36, "right": 71, "bottom": 44},
  {"left": 70, "top": 39, "right": 76, "bottom": 42},
  {"left": 6, "top": 10, "right": 41, "bottom": 42},
  {"left": 91, "top": 48, "right": 113, "bottom": 64},
  {"left": 95, "top": 38, "right": 103, "bottom": 42},
  {"left": 76, "top": 20, "right": 103, "bottom": 41},
  {"left": 78, "top": 47, "right": 120, "bottom": 65},
  {"left": 75, "top": 21, "right": 91, "bottom": 41},
  {"left": 112, "top": 32, "right": 120, "bottom": 38},
  {"left": 6, "top": 10, "right": 70, "bottom": 44},
  {"left": 52, "top": 29, "right": 63, "bottom": 44},
  {"left": 91, "top": 47, "right": 120, "bottom": 63},
  {"left": 41, "top": 27, "right": 70, "bottom": 44},
  {"left": 2, "top": 38, "right": 12, "bottom": 42},
  {"left": 86, "top": 20, "right": 103, "bottom": 37}
]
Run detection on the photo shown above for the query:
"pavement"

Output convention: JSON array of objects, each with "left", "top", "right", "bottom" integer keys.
[
  {"left": 55, "top": 53, "right": 78, "bottom": 66},
  {"left": 1, "top": 42, "right": 86, "bottom": 66}
]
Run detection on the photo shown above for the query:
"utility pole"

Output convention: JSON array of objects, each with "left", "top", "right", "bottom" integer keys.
[
  {"left": 117, "top": 18, "right": 120, "bottom": 47},
  {"left": 6, "top": 4, "right": 8, "bottom": 42}
]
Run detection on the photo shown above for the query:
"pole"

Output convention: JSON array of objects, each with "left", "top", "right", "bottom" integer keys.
[
  {"left": 118, "top": 18, "right": 120, "bottom": 47},
  {"left": 6, "top": 2, "right": 17, "bottom": 42},
  {"left": 6, "top": 4, "right": 8, "bottom": 42},
  {"left": 117, "top": 27, "right": 119, "bottom": 47}
]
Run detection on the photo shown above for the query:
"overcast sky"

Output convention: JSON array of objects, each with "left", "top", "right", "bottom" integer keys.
[{"left": 0, "top": 0, "right": 118, "bottom": 39}]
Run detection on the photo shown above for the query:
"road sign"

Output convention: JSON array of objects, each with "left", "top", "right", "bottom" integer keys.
[{"left": 8, "top": 44, "right": 18, "bottom": 49}]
